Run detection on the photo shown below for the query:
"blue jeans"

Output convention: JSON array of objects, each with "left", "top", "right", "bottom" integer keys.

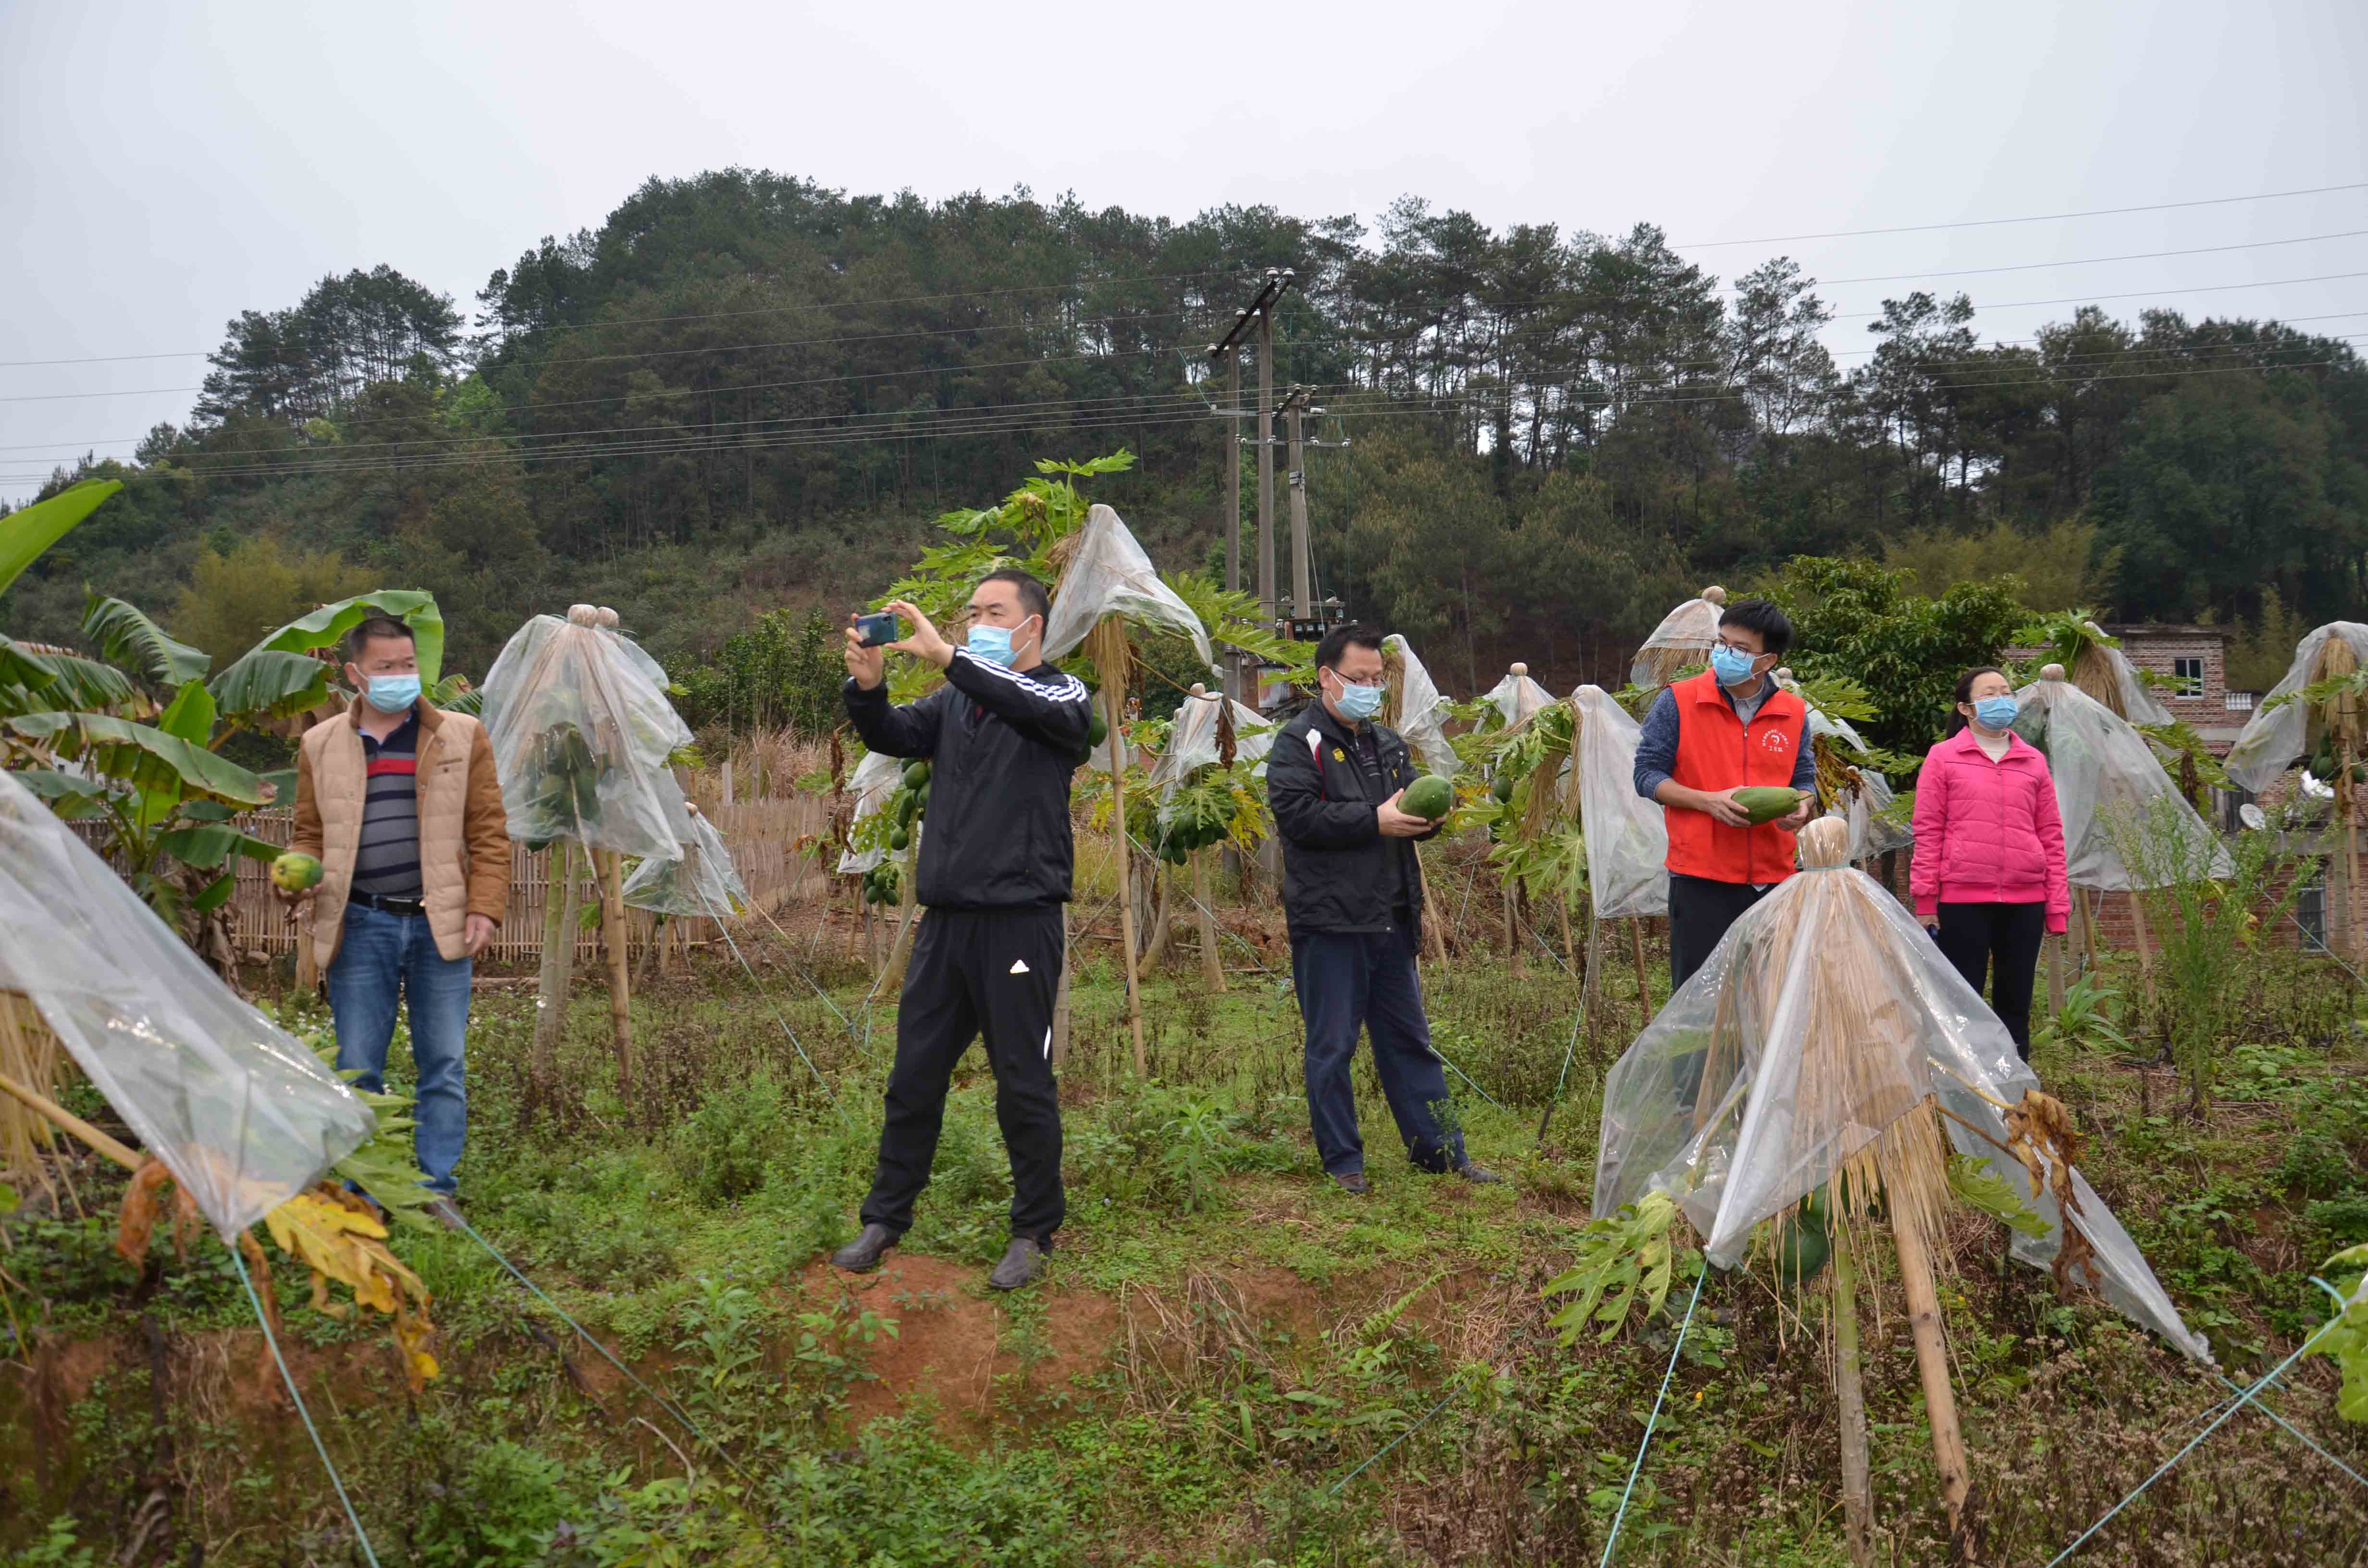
[
  {"left": 1291, "top": 921, "right": 1466, "bottom": 1177},
  {"left": 326, "top": 903, "right": 472, "bottom": 1195}
]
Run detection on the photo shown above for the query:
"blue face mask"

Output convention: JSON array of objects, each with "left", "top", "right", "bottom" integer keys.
[
  {"left": 966, "top": 616, "right": 1036, "bottom": 669},
  {"left": 1973, "top": 695, "right": 2020, "bottom": 732},
  {"left": 1709, "top": 644, "right": 1760, "bottom": 686},
  {"left": 1333, "top": 679, "right": 1383, "bottom": 721},
  {"left": 364, "top": 674, "right": 421, "bottom": 714}
]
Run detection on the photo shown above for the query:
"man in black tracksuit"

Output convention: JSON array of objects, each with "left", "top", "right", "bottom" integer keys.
[
  {"left": 829, "top": 569, "right": 1091, "bottom": 1291},
  {"left": 1268, "top": 626, "right": 1500, "bottom": 1195}
]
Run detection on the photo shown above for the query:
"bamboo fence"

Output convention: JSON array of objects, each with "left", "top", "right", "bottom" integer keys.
[{"left": 70, "top": 797, "right": 826, "bottom": 966}]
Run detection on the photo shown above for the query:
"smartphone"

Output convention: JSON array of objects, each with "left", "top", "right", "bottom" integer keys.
[{"left": 854, "top": 611, "right": 902, "bottom": 648}]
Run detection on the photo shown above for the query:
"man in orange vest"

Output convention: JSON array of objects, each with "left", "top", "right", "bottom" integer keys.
[{"left": 1631, "top": 598, "right": 1816, "bottom": 994}]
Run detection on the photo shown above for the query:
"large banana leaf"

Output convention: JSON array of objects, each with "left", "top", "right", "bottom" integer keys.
[
  {"left": 243, "top": 590, "right": 445, "bottom": 685},
  {"left": 0, "top": 634, "right": 140, "bottom": 715},
  {"left": 208, "top": 648, "right": 334, "bottom": 724},
  {"left": 431, "top": 672, "right": 481, "bottom": 715},
  {"left": 0, "top": 479, "right": 122, "bottom": 597},
  {"left": 155, "top": 823, "right": 283, "bottom": 870},
  {"left": 82, "top": 594, "right": 210, "bottom": 685},
  {"left": 10, "top": 768, "right": 110, "bottom": 818},
  {"left": 6, "top": 711, "right": 273, "bottom": 810}
]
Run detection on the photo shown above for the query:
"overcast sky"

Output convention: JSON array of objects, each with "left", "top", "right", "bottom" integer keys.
[{"left": 4, "top": 0, "right": 2363, "bottom": 502}]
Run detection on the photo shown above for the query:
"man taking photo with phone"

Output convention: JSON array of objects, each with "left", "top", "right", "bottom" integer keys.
[{"left": 830, "top": 570, "right": 1092, "bottom": 1291}]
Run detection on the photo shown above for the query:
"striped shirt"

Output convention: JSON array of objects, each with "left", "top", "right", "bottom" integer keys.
[{"left": 351, "top": 710, "right": 424, "bottom": 899}]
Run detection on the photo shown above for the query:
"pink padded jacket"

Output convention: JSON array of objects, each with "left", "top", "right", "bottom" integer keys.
[{"left": 1909, "top": 726, "right": 2070, "bottom": 934}]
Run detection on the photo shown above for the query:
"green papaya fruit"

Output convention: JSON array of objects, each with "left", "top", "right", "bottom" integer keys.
[
  {"left": 889, "top": 826, "right": 910, "bottom": 852},
  {"left": 1401, "top": 774, "right": 1455, "bottom": 821},
  {"left": 1492, "top": 772, "right": 1516, "bottom": 804},
  {"left": 903, "top": 760, "right": 931, "bottom": 790},
  {"left": 1087, "top": 710, "right": 1109, "bottom": 749},
  {"left": 1732, "top": 786, "right": 1806, "bottom": 826},
  {"left": 1774, "top": 1185, "right": 1834, "bottom": 1289}
]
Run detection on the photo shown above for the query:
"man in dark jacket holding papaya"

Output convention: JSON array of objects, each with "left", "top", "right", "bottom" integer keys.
[
  {"left": 1631, "top": 598, "right": 1818, "bottom": 994},
  {"left": 830, "top": 569, "right": 1092, "bottom": 1291},
  {"left": 1269, "top": 626, "right": 1499, "bottom": 1195}
]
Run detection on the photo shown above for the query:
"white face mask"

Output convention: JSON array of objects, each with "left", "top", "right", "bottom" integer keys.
[{"left": 1332, "top": 674, "right": 1383, "bottom": 720}]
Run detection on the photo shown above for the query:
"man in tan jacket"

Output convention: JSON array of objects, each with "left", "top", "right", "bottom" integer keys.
[{"left": 288, "top": 614, "right": 509, "bottom": 1224}]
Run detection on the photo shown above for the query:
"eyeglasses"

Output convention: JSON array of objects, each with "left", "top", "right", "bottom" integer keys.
[
  {"left": 1713, "top": 638, "right": 1763, "bottom": 658},
  {"left": 1330, "top": 672, "right": 1385, "bottom": 688}
]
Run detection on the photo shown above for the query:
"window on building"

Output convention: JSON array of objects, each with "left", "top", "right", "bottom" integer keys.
[{"left": 2172, "top": 656, "right": 2205, "bottom": 697}]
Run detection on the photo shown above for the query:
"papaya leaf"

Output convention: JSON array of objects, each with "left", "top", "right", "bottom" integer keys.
[
  {"left": 0, "top": 479, "right": 121, "bottom": 597},
  {"left": 1947, "top": 1153, "right": 2051, "bottom": 1238},
  {"left": 238, "top": 589, "right": 445, "bottom": 685},
  {"left": 210, "top": 649, "right": 333, "bottom": 724},
  {"left": 81, "top": 594, "right": 210, "bottom": 686},
  {"left": 1543, "top": 1191, "right": 1681, "bottom": 1346}
]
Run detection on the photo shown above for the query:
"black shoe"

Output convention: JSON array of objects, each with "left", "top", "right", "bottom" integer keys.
[
  {"left": 831, "top": 1224, "right": 897, "bottom": 1273},
  {"left": 987, "top": 1237, "right": 1045, "bottom": 1292},
  {"left": 1455, "top": 1161, "right": 1505, "bottom": 1187},
  {"left": 1330, "top": 1171, "right": 1370, "bottom": 1196}
]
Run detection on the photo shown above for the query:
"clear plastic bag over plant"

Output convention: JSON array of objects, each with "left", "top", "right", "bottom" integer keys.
[
  {"left": 2079, "top": 623, "right": 2174, "bottom": 725},
  {"left": 1382, "top": 635, "right": 1458, "bottom": 776},
  {"left": 622, "top": 798, "right": 747, "bottom": 919},
  {"left": 1631, "top": 593, "right": 1724, "bottom": 688},
  {"left": 1573, "top": 684, "right": 1669, "bottom": 918},
  {"left": 836, "top": 749, "right": 905, "bottom": 876},
  {"left": 0, "top": 770, "right": 375, "bottom": 1241},
  {"left": 480, "top": 608, "right": 694, "bottom": 861},
  {"left": 1147, "top": 690, "right": 1275, "bottom": 801},
  {"left": 1041, "top": 503, "right": 1213, "bottom": 669},
  {"left": 1591, "top": 845, "right": 2212, "bottom": 1364},
  {"left": 1801, "top": 700, "right": 1911, "bottom": 858},
  {"left": 2226, "top": 621, "right": 2368, "bottom": 792},
  {"left": 2013, "top": 677, "right": 2228, "bottom": 891},
  {"left": 1480, "top": 667, "right": 1556, "bottom": 732}
]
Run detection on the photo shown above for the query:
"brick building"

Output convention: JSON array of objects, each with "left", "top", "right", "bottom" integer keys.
[{"left": 2005, "top": 623, "right": 2255, "bottom": 752}]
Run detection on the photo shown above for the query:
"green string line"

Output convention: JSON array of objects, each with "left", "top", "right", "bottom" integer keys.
[
  {"left": 449, "top": 1209, "right": 751, "bottom": 1484},
  {"left": 1328, "top": 1384, "right": 1462, "bottom": 1496},
  {"left": 230, "top": 1246, "right": 381, "bottom": 1568},
  {"left": 1599, "top": 1265, "right": 1708, "bottom": 1567},
  {"left": 696, "top": 882, "right": 841, "bottom": 1105},
  {"left": 2043, "top": 1278, "right": 2348, "bottom": 1566},
  {"left": 2217, "top": 1372, "right": 2368, "bottom": 1490},
  {"left": 1534, "top": 914, "right": 1595, "bottom": 1146}
]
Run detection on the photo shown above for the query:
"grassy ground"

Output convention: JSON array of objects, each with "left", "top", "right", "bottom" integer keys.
[{"left": 3, "top": 911, "right": 2367, "bottom": 1565}]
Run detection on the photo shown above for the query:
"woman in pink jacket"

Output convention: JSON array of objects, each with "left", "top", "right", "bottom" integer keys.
[{"left": 1911, "top": 667, "right": 2070, "bottom": 1060}]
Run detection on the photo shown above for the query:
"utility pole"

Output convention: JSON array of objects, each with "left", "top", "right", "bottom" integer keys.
[
  {"left": 1206, "top": 267, "right": 1292, "bottom": 704},
  {"left": 1283, "top": 388, "right": 1311, "bottom": 621}
]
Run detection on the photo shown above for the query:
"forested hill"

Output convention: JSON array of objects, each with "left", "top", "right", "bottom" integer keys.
[{"left": 5, "top": 170, "right": 2363, "bottom": 696}]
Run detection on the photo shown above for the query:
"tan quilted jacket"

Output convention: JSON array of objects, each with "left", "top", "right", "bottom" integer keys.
[{"left": 291, "top": 697, "right": 511, "bottom": 971}]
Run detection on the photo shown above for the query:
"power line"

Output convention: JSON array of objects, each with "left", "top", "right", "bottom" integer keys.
[
  {"left": 1672, "top": 180, "right": 2368, "bottom": 248},
  {"left": 1813, "top": 229, "right": 2366, "bottom": 286},
  {"left": 9, "top": 355, "right": 2341, "bottom": 489},
  {"left": 0, "top": 267, "right": 1263, "bottom": 369}
]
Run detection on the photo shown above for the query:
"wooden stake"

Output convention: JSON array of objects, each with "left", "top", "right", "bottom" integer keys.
[
  {"left": 2046, "top": 931, "right": 2066, "bottom": 1017},
  {"left": 1052, "top": 904, "right": 1073, "bottom": 1066},
  {"left": 0, "top": 1067, "right": 141, "bottom": 1171},
  {"left": 1830, "top": 1221, "right": 1876, "bottom": 1568},
  {"left": 1893, "top": 1213, "right": 1974, "bottom": 1554},
  {"left": 1506, "top": 886, "right": 1527, "bottom": 979},
  {"left": 1413, "top": 845, "right": 1449, "bottom": 962},
  {"left": 1629, "top": 918, "right": 1653, "bottom": 1020},
  {"left": 1105, "top": 681, "right": 1147, "bottom": 1076},
  {"left": 528, "top": 843, "right": 582, "bottom": 1118},
  {"left": 593, "top": 849, "right": 633, "bottom": 1096},
  {"left": 1582, "top": 910, "right": 1606, "bottom": 1062},
  {"left": 1193, "top": 848, "right": 1226, "bottom": 993},
  {"left": 2125, "top": 889, "right": 2160, "bottom": 1011}
]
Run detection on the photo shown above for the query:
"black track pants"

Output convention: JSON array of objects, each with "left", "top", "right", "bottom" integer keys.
[
  {"left": 859, "top": 905, "right": 1066, "bottom": 1243},
  {"left": 1667, "top": 872, "right": 1774, "bottom": 992},
  {"left": 1935, "top": 900, "right": 2047, "bottom": 1060}
]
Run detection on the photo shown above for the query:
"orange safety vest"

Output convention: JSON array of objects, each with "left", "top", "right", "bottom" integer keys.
[{"left": 1661, "top": 670, "right": 1809, "bottom": 885}]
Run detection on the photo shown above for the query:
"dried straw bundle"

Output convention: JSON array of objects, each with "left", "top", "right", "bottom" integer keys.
[{"left": 0, "top": 990, "right": 65, "bottom": 1197}]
